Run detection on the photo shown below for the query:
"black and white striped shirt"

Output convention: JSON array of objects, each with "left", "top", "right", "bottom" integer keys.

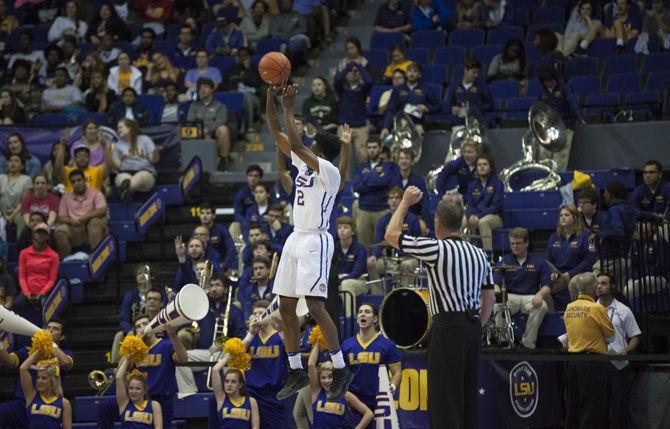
[{"left": 399, "top": 234, "right": 494, "bottom": 315}]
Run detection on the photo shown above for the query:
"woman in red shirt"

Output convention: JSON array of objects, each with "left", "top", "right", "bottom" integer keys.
[{"left": 17, "top": 222, "right": 59, "bottom": 302}]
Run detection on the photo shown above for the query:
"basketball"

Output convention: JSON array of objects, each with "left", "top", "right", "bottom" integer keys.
[{"left": 258, "top": 51, "right": 291, "bottom": 85}]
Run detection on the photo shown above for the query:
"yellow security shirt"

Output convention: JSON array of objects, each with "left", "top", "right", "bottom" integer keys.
[
  {"left": 63, "top": 165, "right": 104, "bottom": 193},
  {"left": 563, "top": 294, "right": 614, "bottom": 354}
]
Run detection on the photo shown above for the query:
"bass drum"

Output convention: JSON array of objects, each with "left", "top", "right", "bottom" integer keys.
[{"left": 380, "top": 288, "right": 431, "bottom": 349}]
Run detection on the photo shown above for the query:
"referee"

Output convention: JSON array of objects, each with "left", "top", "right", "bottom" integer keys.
[{"left": 385, "top": 188, "right": 495, "bottom": 429}]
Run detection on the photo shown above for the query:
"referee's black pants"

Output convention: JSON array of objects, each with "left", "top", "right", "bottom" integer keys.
[{"left": 427, "top": 312, "right": 481, "bottom": 429}]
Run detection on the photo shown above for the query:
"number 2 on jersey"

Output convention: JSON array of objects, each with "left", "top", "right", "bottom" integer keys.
[{"left": 297, "top": 190, "right": 305, "bottom": 206}]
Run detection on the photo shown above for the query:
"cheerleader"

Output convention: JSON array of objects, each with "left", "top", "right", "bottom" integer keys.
[
  {"left": 116, "top": 357, "right": 163, "bottom": 429},
  {"left": 308, "top": 343, "right": 373, "bottom": 429},
  {"left": 20, "top": 350, "right": 72, "bottom": 429},
  {"left": 211, "top": 355, "right": 260, "bottom": 429}
]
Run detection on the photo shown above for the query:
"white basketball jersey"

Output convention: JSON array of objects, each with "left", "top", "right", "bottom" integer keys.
[{"left": 291, "top": 152, "right": 340, "bottom": 231}]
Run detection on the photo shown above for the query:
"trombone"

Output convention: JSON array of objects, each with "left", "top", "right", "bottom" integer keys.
[{"left": 206, "top": 275, "right": 235, "bottom": 391}]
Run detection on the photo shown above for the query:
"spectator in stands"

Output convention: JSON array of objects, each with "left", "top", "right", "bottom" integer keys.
[
  {"left": 21, "top": 173, "right": 59, "bottom": 228},
  {"left": 295, "top": 0, "right": 333, "bottom": 44},
  {"left": 112, "top": 118, "right": 159, "bottom": 202},
  {"left": 532, "top": 30, "right": 563, "bottom": 78},
  {"left": 39, "top": 45, "right": 65, "bottom": 88},
  {"left": 382, "top": 45, "right": 413, "bottom": 81},
  {"left": 380, "top": 62, "right": 440, "bottom": 140},
  {"left": 56, "top": 133, "right": 112, "bottom": 193},
  {"left": 161, "top": 83, "right": 181, "bottom": 123},
  {"left": 62, "top": 35, "right": 82, "bottom": 81},
  {"left": 8, "top": 32, "right": 45, "bottom": 72},
  {"left": 145, "top": 52, "right": 183, "bottom": 97},
  {"left": 17, "top": 211, "right": 56, "bottom": 253},
  {"left": 0, "top": 154, "right": 32, "bottom": 237},
  {"left": 55, "top": 169, "right": 108, "bottom": 258},
  {"left": 174, "top": 236, "right": 212, "bottom": 290},
  {"left": 131, "top": 28, "right": 158, "bottom": 74},
  {"left": 108, "top": 52, "right": 143, "bottom": 96},
  {"left": 464, "top": 153, "right": 503, "bottom": 252},
  {"left": 374, "top": 0, "right": 412, "bottom": 33},
  {"left": 42, "top": 143, "right": 64, "bottom": 188},
  {"left": 445, "top": 57, "right": 494, "bottom": 128},
  {"left": 41, "top": 67, "right": 84, "bottom": 116},
  {"left": 546, "top": 204, "right": 596, "bottom": 303},
  {"left": 494, "top": 227, "right": 552, "bottom": 349},
  {"left": 334, "top": 61, "right": 372, "bottom": 164},
  {"left": 241, "top": 224, "right": 283, "bottom": 275},
  {"left": 336, "top": 37, "right": 373, "bottom": 76},
  {"left": 84, "top": 69, "right": 117, "bottom": 114},
  {"left": 0, "top": 257, "right": 16, "bottom": 309},
  {"left": 578, "top": 187, "right": 607, "bottom": 234},
  {"left": 412, "top": 0, "right": 442, "bottom": 31},
  {"left": 240, "top": 0, "right": 271, "bottom": 51},
  {"left": 74, "top": 52, "right": 103, "bottom": 93},
  {"left": 368, "top": 187, "right": 421, "bottom": 288},
  {"left": 188, "top": 78, "right": 232, "bottom": 170},
  {"left": 238, "top": 256, "right": 275, "bottom": 318},
  {"left": 199, "top": 202, "right": 238, "bottom": 272},
  {"left": 135, "top": 0, "right": 174, "bottom": 37},
  {"left": 232, "top": 165, "right": 263, "bottom": 239},
  {"left": 483, "top": 0, "right": 512, "bottom": 28},
  {"left": 302, "top": 76, "right": 339, "bottom": 132},
  {"left": 107, "top": 87, "right": 150, "bottom": 126},
  {"left": 536, "top": 68, "right": 581, "bottom": 172},
  {"left": 4, "top": 60, "right": 42, "bottom": 120},
  {"left": 352, "top": 138, "right": 396, "bottom": 251},
  {"left": 632, "top": 160, "right": 669, "bottom": 219},
  {"left": 0, "top": 89, "right": 26, "bottom": 125},
  {"left": 222, "top": 47, "right": 265, "bottom": 135},
  {"left": 379, "top": 69, "right": 406, "bottom": 115},
  {"left": 562, "top": 0, "right": 605, "bottom": 57},
  {"left": 392, "top": 148, "right": 431, "bottom": 232},
  {"left": 454, "top": 0, "right": 486, "bottom": 29},
  {"left": 0, "top": 2, "right": 18, "bottom": 34},
  {"left": 0, "top": 134, "right": 41, "bottom": 179},
  {"left": 487, "top": 38, "right": 526, "bottom": 82},
  {"left": 86, "top": 2, "right": 131, "bottom": 44},
  {"left": 266, "top": 204, "right": 293, "bottom": 247},
  {"left": 642, "top": 0, "right": 670, "bottom": 51},
  {"left": 334, "top": 217, "right": 367, "bottom": 315},
  {"left": 206, "top": 17, "right": 246, "bottom": 57},
  {"left": 192, "top": 225, "right": 225, "bottom": 270},
  {"left": 99, "top": 33, "right": 122, "bottom": 66},
  {"left": 185, "top": 51, "right": 223, "bottom": 95},
  {"left": 626, "top": 221, "right": 669, "bottom": 298},
  {"left": 271, "top": 0, "right": 313, "bottom": 61},
  {"left": 16, "top": 222, "right": 59, "bottom": 309},
  {"left": 243, "top": 183, "right": 271, "bottom": 233},
  {"left": 604, "top": 0, "right": 641, "bottom": 54},
  {"left": 175, "top": 25, "right": 198, "bottom": 61},
  {"left": 47, "top": 0, "right": 88, "bottom": 43}
]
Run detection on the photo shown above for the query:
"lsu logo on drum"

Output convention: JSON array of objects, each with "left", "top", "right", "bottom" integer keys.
[{"left": 509, "top": 361, "right": 539, "bottom": 418}]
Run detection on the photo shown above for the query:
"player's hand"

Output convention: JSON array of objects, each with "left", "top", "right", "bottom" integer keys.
[
  {"left": 340, "top": 124, "right": 352, "bottom": 145},
  {"left": 401, "top": 186, "right": 423, "bottom": 206},
  {"left": 280, "top": 83, "right": 298, "bottom": 110},
  {"left": 267, "top": 84, "right": 282, "bottom": 99}
]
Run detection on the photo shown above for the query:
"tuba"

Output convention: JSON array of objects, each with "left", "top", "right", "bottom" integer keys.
[
  {"left": 132, "top": 264, "right": 152, "bottom": 318},
  {"left": 499, "top": 102, "right": 564, "bottom": 192},
  {"left": 88, "top": 369, "right": 115, "bottom": 396},
  {"left": 383, "top": 112, "right": 423, "bottom": 163}
]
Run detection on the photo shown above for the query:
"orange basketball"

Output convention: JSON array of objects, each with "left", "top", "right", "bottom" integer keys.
[{"left": 258, "top": 52, "right": 291, "bottom": 85}]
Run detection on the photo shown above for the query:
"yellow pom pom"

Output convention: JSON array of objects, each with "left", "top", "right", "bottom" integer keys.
[
  {"left": 119, "top": 335, "right": 149, "bottom": 366},
  {"left": 308, "top": 325, "right": 327, "bottom": 351},
  {"left": 223, "top": 338, "right": 251, "bottom": 372},
  {"left": 35, "top": 358, "right": 60, "bottom": 377},
  {"left": 29, "top": 331, "right": 53, "bottom": 358}
]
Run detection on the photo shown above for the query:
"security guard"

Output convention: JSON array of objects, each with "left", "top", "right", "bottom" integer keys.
[{"left": 563, "top": 272, "right": 615, "bottom": 429}]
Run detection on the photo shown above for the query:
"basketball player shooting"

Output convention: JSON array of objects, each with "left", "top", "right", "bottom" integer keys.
[{"left": 264, "top": 83, "right": 354, "bottom": 401}]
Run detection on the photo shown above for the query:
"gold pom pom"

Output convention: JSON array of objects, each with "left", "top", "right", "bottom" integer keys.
[
  {"left": 29, "top": 331, "right": 53, "bottom": 358},
  {"left": 308, "top": 325, "right": 327, "bottom": 351},
  {"left": 126, "top": 369, "right": 148, "bottom": 381},
  {"left": 35, "top": 358, "right": 60, "bottom": 377},
  {"left": 223, "top": 338, "right": 251, "bottom": 372},
  {"left": 119, "top": 335, "right": 149, "bottom": 366}
]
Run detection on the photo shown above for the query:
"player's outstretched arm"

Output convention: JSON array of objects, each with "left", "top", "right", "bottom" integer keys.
[
  {"left": 265, "top": 85, "right": 291, "bottom": 156},
  {"left": 281, "top": 84, "right": 320, "bottom": 172}
]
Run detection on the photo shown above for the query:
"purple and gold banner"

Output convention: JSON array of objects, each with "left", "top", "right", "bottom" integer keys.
[
  {"left": 89, "top": 235, "right": 117, "bottom": 281},
  {"left": 134, "top": 193, "right": 164, "bottom": 236},
  {"left": 42, "top": 279, "right": 69, "bottom": 324},
  {"left": 180, "top": 156, "right": 202, "bottom": 198}
]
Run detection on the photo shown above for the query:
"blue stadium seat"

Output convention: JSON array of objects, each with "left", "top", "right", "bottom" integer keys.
[
  {"left": 137, "top": 94, "right": 165, "bottom": 124},
  {"left": 366, "top": 84, "right": 392, "bottom": 116},
  {"left": 422, "top": 64, "right": 448, "bottom": 85},
  {"left": 448, "top": 28, "right": 485, "bottom": 48},
  {"left": 602, "top": 54, "right": 635, "bottom": 75},
  {"left": 503, "top": 208, "right": 559, "bottom": 229},
  {"left": 642, "top": 52, "right": 670, "bottom": 74},
  {"left": 584, "top": 168, "right": 635, "bottom": 189},
  {"left": 178, "top": 102, "right": 190, "bottom": 123},
  {"left": 623, "top": 91, "right": 661, "bottom": 118},
  {"left": 410, "top": 30, "right": 445, "bottom": 49},
  {"left": 568, "top": 76, "right": 600, "bottom": 97},
  {"left": 582, "top": 93, "right": 619, "bottom": 120},
  {"left": 434, "top": 46, "right": 465, "bottom": 67},
  {"left": 209, "top": 56, "right": 236, "bottom": 76},
  {"left": 489, "top": 80, "right": 520, "bottom": 100},
  {"left": 471, "top": 44, "right": 502, "bottom": 65},
  {"left": 504, "top": 97, "right": 535, "bottom": 120},
  {"left": 645, "top": 71, "right": 670, "bottom": 91},
  {"left": 218, "top": 6, "right": 239, "bottom": 22},
  {"left": 606, "top": 73, "right": 640, "bottom": 95},
  {"left": 588, "top": 39, "right": 617, "bottom": 58},
  {"left": 487, "top": 26, "right": 524, "bottom": 45},
  {"left": 525, "top": 24, "right": 564, "bottom": 42},
  {"left": 503, "top": 191, "right": 562, "bottom": 210},
  {"left": 425, "top": 83, "right": 443, "bottom": 99},
  {"left": 487, "top": 98, "right": 502, "bottom": 123},
  {"left": 256, "top": 38, "right": 286, "bottom": 55},
  {"left": 74, "top": 112, "right": 108, "bottom": 125},
  {"left": 451, "top": 64, "right": 464, "bottom": 83},
  {"left": 533, "top": 7, "right": 566, "bottom": 25},
  {"left": 625, "top": 35, "right": 659, "bottom": 54},
  {"left": 214, "top": 91, "right": 244, "bottom": 113},
  {"left": 369, "top": 32, "right": 405, "bottom": 51},
  {"left": 544, "top": 0, "right": 570, "bottom": 7},
  {"left": 154, "top": 40, "right": 173, "bottom": 54},
  {"left": 565, "top": 57, "right": 598, "bottom": 79},
  {"left": 513, "top": 9, "right": 530, "bottom": 27},
  {"left": 524, "top": 41, "right": 539, "bottom": 61},
  {"left": 363, "top": 49, "right": 390, "bottom": 71},
  {"left": 526, "top": 79, "right": 542, "bottom": 98},
  {"left": 115, "top": 41, "right": 133, "bottom": 53},
  {"left": 200, "top": 22, "right": 216, "bottom": 45},
  {"left": 165, "top": 23, "right": 181, "bottom": 43},
  {"left": 407, "top": 47, "right": 429, "bottom": 65},
  {"left": 33, "top": 113, "right": 69, "bottom": 127},
  {"left": 508, "top": 0, "right": 540, "bottom": 11}
]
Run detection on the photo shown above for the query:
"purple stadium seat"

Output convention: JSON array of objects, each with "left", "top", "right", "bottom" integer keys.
[
  {"left": 422, "top": 64, "right": 448, "bottom": 85},
  {"left": 410, "top": 30, "right": 445, "bottom": 49},
  {"left": 582, "top": 93, "right": 619, "bottom": 120},
  {"left": 588, "top": 39, "right": 617, "bottom": 58},
  {"left": 568, "top": 76, "right": 601, "bottom": 97},
  {"left": 487, "top": 26, "right": 524, "bottom": 45},
  {"left": 645, "top": 71, "right": 670, "bottom": 91},
  {"left": 407, "top": 47, "right": 429, "bottom": 65},
  {"left": 369, "top": 32, "right": 405, "bottom": 51},
  {"left": 565, "top": 57, "right": 599, "bottom": 79},
  {"left": 471, "top": 44, "right": 502, "bottom": 65},
  {"left": 533, "top": 7, "right": 566, "bottom": 25},
  {"left": 434, "top": 46, "right": 465, "bottom": 67},
  {"left": 642, "top": 52, "right": 670, "bottom": 74},
  {"left": 363, "top": 49, "right": 390, "bottom": 71},
  {"left": 606, "top": 73, "right": 640, "bottom": 95},
  {"left": 602, "top": 55, "right": 635, "bottom": 76},
  {"left": 448, "top": 29, "right": 485, "bottom": 48},
  {"left": 490, "top": 80, "right": 520, "bottom": 100}
]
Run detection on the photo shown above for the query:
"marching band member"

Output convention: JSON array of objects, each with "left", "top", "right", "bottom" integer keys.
[
  {"left": 238, "top": 257, "right": 275, "bottom": 319},
  {"left": 211, "top": 356, "right": 260, "bottom": 429},
  {"left": 173, "top": 236, "right": 217, "bottom": 292},
  {"left": 341, "top": 303, "right": 401, "bottom": 429},
  {"left": 116, "top": 357, "right": 163, "bottom": 429},
  {"left": 308, "top": 343, "right": 373, "bottom": 429},
  {"left": 199, "top": 202, "right": 238, "bottom": 272},
  {"left": 0, "top": 319, "right": 74, "bottom": 429},
  {"left": 20, "top": 350, "right": 72, "bottom": 429}
]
